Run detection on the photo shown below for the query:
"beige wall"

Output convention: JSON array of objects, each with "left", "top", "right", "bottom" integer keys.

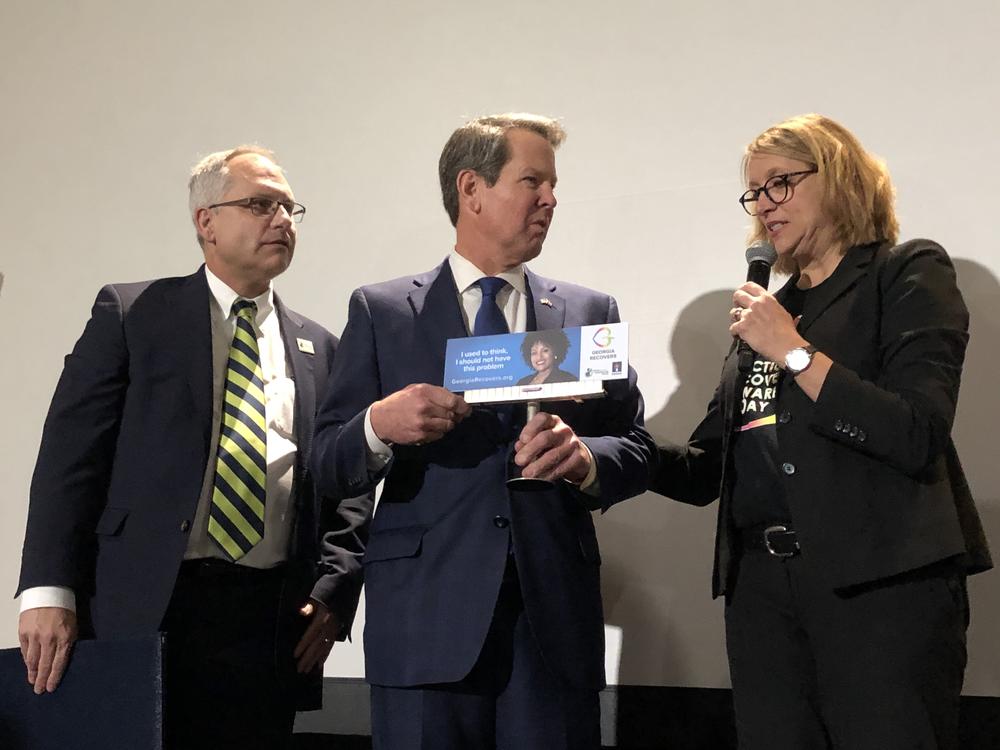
[{"left": 2, "top": 0, "right": 998, "bottom": 694}]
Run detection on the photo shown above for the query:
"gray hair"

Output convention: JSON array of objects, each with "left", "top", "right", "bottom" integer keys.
[
  {"left": 438, "top": 113, "right": 566, "bottom": 227},
  {"left": 188, "top": 145, "right": 280, "bottom": 246}
]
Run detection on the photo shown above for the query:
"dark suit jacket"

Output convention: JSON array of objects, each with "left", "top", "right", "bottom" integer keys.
[
  {"left": 311, "top": 259, "right": 654, "bottom": 690},
  {"left": 16, "top": 267, "right": 371, "bottom": 707},
  {"left": 652, "top": 239, "right": 992, "bottom": 598}
]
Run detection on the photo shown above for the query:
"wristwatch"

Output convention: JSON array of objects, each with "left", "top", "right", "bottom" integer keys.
[{"left": 784, "top": 345, "right": 817, "bottom": 375}]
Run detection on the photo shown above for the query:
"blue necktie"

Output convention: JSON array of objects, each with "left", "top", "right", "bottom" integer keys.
[
  {"left": 473, "top": 277, "right": 513, "bottom": 432},
  {"left": 473, "top": 277, "right": 510, "bottom": 336}
]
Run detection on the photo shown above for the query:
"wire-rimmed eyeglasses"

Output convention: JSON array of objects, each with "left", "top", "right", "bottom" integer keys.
[{"left": 208, "top": 196, "right": 306, "bottom": 223}]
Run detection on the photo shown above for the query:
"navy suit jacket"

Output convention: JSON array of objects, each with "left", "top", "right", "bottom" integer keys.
[
  {"left": 16, "top": 267, "right": 370, "bottom": 705},
  {"left": 311, "top": 259, "right": 654, "bottom": 690}
]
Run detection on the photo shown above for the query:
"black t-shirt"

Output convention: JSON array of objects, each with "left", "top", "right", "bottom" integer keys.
[{"left": 730, "top": 285, "right": 809, "bottom": 529}]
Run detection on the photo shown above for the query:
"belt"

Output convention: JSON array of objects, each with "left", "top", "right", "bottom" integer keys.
[
  {"left": 179, "top": 558, "right": 287, "bottom": 579},
  {"left": 739, "top": 524, "right": 801, "bottom": 558}
]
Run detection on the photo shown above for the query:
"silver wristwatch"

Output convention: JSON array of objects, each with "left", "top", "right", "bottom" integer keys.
[{"left": 784, "top": 345, "right": 817, "bottom": 375}]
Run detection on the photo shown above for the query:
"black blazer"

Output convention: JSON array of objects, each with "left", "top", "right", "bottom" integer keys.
[
  {"left": 16, "top": 268, "right": 371, "bottom": 704},
  {"left": 652, "top": 240, "right": 992, "bottom": 597},
  {"left": 311, "top": 260, "right": 655, "bottom": 690}
]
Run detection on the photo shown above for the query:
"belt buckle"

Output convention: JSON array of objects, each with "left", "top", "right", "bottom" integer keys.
[{"left": 763, "top": 524, "right": 799, "bottom": 558}]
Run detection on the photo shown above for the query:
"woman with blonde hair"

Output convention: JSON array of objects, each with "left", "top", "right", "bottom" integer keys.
[{"left": 652, "top": 114, "right": 991, "bottom": 749}]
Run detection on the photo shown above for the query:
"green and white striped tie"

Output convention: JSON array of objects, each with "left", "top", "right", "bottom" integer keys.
[{"left": 208, "top": 299, "right": 267, "bottom": 560}]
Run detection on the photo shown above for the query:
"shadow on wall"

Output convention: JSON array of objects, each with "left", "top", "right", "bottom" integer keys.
[
  {"left": 952, "top": 258, "right": 1000, "bottom": 694},
  {"left": 597, "top": 289, "right": 735, "bottom": 744}
]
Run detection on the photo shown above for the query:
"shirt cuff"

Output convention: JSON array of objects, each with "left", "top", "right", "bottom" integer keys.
[
  {"left": 19, "top": 586, "right": 76, "bottom": 613},
  {"left": 364, "top": 406, "right": 394, "bottom": 473}
]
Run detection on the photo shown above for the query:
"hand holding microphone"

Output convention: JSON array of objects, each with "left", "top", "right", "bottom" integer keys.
[{"left": 731, "top": 241, "right": 808, "bottom": 368}]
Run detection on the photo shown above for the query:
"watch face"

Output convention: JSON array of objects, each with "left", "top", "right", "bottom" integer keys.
[{"left": 786, "top": 348, "right": 811, "bottom": 372}]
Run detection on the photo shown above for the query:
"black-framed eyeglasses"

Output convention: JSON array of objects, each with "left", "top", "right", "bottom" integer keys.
[
  {"left": 739, "top": 169, "right": 817, "bottom": 216},
  {"left": 208, "top": 196, "right": 306, "bottom": 223}
]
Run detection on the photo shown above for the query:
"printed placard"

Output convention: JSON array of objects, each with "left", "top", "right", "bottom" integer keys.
[{"left": 443, "top": 323, "right": 629, "bottom": 395}]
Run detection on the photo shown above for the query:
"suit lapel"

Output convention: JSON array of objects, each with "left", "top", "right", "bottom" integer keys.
[
  {"left": 275, "top": 295, "right": 315, "bottom": 464},
  {"left": 168, "top": 268, "right": 214, "bottom": 453},
  {"left": 791, "top": 243, "right": 877, "bottom": 337},
  {"left": 408, "top": 260, "right": 469, "bottom": 371},
  {"left": 525, "top": 270, "right": 565, "bottom": 332}
]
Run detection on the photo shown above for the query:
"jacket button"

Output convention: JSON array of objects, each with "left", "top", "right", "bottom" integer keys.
[
  {"left": 180, "top": 520, "right": 191, "bottom": 532},
  {"left": 858, "top": 430, "right": 867, "bottom": 442},
  {"left": 493, "top": 515, "right": 510, "bottom": 529},
  {"left": 834, "top": 419, "right": 843, "bottom": 431},
  {"left": 781, "top": 462, "right": 796, "bottom": 476},
  {"left": 778, "top": 411, "right": 791, "bottom": 424}
]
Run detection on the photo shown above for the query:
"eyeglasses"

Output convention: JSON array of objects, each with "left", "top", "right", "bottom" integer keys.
[
  {"left": 208, "top": 196, "right": 307, "bottom": 223},
  {"left": 739, "top": 170, "right": 817, "bottom": 216}
]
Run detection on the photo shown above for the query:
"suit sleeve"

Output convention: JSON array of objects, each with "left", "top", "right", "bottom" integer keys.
[
  {"left": 649, "top": 385, "right": 726, "bottom": 508},
  {"left": 312, "top": 288, "right": 387, "bottom": 502},
  {"left": 808, "top": 241, "right": 968, "bottom": 477},
  {"left": 17, "top": 285, "right": 129, "bottom": 596},
  {"left": 311, "top": 493, "right": 370, "bottom": 637},
  {"left": 576, "top": 296, "right": 658, "bottom": 510},
  {"left": 306, "top": 328, "right": 373, "bottom": 636}
]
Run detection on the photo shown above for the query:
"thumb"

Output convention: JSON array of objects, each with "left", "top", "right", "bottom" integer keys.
[{"left": 299, "top": 602, "right": 314, "bottom": 617}]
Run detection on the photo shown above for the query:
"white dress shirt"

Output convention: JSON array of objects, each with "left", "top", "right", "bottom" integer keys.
[{"left": 20, "top": 267, "right": 298, "bottom": 613}]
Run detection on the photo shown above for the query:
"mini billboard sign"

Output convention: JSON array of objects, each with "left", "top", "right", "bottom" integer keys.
[{"left": 443, "top": 323, "right": 629, "bottom": 404}]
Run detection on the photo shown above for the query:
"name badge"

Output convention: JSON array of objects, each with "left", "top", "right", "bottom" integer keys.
[{"left": 296, "top": 338, "right": 315, "bottom": 355}]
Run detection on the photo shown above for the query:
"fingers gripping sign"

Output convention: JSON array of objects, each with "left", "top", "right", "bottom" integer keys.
[
  {"left": 514, "top": 411, "right": 592, "bottom": 485},
  {"left": 370, "top": 383, "right": 471, "bottom": 446}
]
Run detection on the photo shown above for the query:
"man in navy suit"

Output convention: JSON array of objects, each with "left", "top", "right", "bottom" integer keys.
[
  {"left": 312, "top": 114, "right": 655, "bottom": 749},
  {"left": 16, "top": 146, "right": 370, "bottom": 749}
]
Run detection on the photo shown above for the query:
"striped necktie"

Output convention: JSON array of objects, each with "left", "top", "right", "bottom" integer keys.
[{"left": 208, "top": 299, "right": 267, "bottom": 560}]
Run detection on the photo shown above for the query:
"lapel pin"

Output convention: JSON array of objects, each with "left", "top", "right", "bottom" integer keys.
[
  {"left": 296, "top": 338, "right": 315, "bottom": 355},
  {"left": 540, "top": 298, "right": 553, "bottom": 308}
]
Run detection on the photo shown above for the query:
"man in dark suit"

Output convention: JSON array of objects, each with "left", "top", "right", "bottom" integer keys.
[
  {"left": 16, "top": 146, "right": 370, "bottom": 749},
  {"left": 311, "top": 114, "right": 655, "bottom": 749}
]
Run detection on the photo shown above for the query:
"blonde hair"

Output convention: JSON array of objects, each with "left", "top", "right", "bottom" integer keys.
[{"left": 743, "top": 114, "right": 898, "bottom": 273}]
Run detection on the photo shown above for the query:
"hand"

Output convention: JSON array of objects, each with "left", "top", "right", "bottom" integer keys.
[
  {"left": 514, "top": 412, "right": 591, "bottom": 484},
  {"left": 370, "top": 384, "right": 471, "bottom": 446},
  {"left": 294, "top": 600, "right": 341, "bottom": 674},
  {"left": 19, "top": 607, "right": 77, "bottom": 694},
  {"left": 730, "top": 282, "right": 807, "bottom": 363}
]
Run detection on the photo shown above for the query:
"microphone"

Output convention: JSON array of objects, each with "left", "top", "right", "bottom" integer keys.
[{"left": 737, "top": 240, "right": 777, "bottom": 373}]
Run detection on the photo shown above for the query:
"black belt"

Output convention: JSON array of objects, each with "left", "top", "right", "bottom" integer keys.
[
  {"left": 179, "top": 558, "right": 287, "bottom": 579},
  {"left": 739, "top": 524, "right": 801, "bottom": 557}
]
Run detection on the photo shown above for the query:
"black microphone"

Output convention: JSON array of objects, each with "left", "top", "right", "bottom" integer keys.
[{"left": 737, "top": 240, "right": 777, "bottom": 373}]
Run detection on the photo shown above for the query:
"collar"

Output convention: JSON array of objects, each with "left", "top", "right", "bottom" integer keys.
[
  {"left": 204, "top": 265, "right": 274, "bottom": 324},
  {"left": 448, "top": 249, "right": 527, "bottom": 296}
]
